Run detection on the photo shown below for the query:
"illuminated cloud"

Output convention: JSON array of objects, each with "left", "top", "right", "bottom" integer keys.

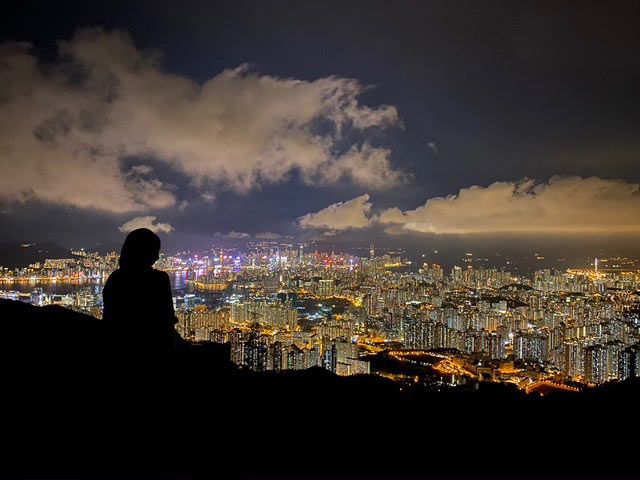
[
  {"left": 321, "top": 146, "right": 405, "bottom": 190},
  {"left": 299, "top": 177, "right": 640, "bottom": 235},
  {"left": 214, "top": 231, "right": 291, "bottom": 239},
  {"left": 299, "top": 194, "right": 373, "bottom": 230},
  {"left": 379, "top": 176, "right": 640, "bottom": 234},
  {"left": 0, "top": 29, "right": 403, "bottom": 213},
  {"left": 254, "top": 232, "right": 286, "bottom": 239},
  {"left": 201, "top": 192, "right": 217, "bottom": 203},
  {"left": 118, "top": 216, "right": 174, "bottom": 234},
  {"left": 214, "top": 231, "right": 251, "bottom": 239}
]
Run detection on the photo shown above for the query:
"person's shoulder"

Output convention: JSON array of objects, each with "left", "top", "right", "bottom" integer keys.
[
  {"left": 106, "top": 268, "right": 124, "bottom": 282},
  {"left": 151, "top": 268, "right": 171, "bottom": 282}
]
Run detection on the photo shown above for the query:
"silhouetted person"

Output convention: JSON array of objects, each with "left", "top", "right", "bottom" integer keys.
[{"left": 103, "top": 228, "right": 177, "bottom": 369}]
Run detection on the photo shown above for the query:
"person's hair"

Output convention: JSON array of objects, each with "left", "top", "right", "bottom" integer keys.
[{"left": 119, "top": 228, "right": 161, "bottom": 269}]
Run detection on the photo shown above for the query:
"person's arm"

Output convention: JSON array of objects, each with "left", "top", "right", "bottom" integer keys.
[
  {"left": 102, "top": 275, "right": 113, "bottom": 321},
  {"left": 161, "top": 272, "right": 177, "bottom": 326}
]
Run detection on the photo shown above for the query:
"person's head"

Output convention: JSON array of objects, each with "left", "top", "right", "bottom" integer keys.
[{"left": 119, "top": 228, "right": 161, "bottom": 269}]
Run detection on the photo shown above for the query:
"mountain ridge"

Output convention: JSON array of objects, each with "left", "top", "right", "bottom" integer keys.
[
  {"left": 0, "top": 240, "right": 76, "bottom": 268},
  {"left": 0, "top": 299, "right": 638, "bottom": 478}
]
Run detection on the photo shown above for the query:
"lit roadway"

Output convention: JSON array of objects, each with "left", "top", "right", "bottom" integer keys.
[
  {"left": 523, "top": 380, "right": 581, "bottom": 394},
  {"left": 432, "top": 358, "right": 478, "bottom": 379},
  {"left": 387, "top": 350, "right": 450, "bottom": 360},
  {"left": 385, "top": 350, "right": 480, "bottom": 378}
]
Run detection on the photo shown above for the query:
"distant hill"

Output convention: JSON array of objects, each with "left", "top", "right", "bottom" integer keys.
[
  {"left": 0, "top": 299, "right": 638, "bottom": 478},
  {"left": 0, "top": 240, "right": 75, "bottom": 268},
  {"left": 84, "top": 241, "right": 121, "bottom": 255}
]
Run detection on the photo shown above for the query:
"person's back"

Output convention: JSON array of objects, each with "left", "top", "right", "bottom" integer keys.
[{"left": 103, "top": 228, "right": 177, "bottom": 367}]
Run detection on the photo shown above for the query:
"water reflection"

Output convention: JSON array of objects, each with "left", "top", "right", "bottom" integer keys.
[{"left": 2, "top": 271, "right": 225, "bottom": 309}]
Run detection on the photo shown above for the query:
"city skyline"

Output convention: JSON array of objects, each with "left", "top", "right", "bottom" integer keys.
[
  {"left": 2, "top": 1, "right": 640, "bottom": 253},
  {"left": 2, "top": 241, "right": 638, "bottom": 389}
]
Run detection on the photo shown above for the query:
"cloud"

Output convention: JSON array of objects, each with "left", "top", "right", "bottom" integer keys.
[
  {"left": 379, "top": 176, "right": 640, "bottom": 234},
  {"left": 129, "top": 164, "right": 154, "bottom": 175},
  {"left": 119, "top": 216, "right": 174, "bottom": 234},
  {"left": 214, "top": 231, "right": 291, "bottom": 239},
  {"left": 214, "top": 231, "right": 251, "bottom": 239},
  {"left": 299, "top": 194, "right": 373, "bottom": 230},
  {"left": 254, "top": 232, "right": 285, "bottom": 239},
  {"left": 0, "top": 29, "right": 403, "bottom": 213},
  {"left": 321, "top": 145, "right": 407, "bottom": 190},
  {"left": 298, "top": 177, "right": 640, "bottom": 235},
  {"left": 201, "top": 192, "right": 216, "bottom": 203}
]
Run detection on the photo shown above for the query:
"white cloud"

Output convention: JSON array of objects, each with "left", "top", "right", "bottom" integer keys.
[
  {"left": 322, "top": 145, "right": 407, "bottom": 190},
  {"left": 214, "top": 231, "right": 291, "bottom": 239},
  {"left": 379, "top": 176, "right": 640, "bottom": 234},
  {"left": 297, "top": 177, "right": 640, "bottom": 235},
  {"left": 201, "top": 192, "right": 216, "bottom": 203},
  {"left": 299, "top": 194, "right": 373, "bottom": 230},
  {"left": 0, "top": 29, "right": 403, "bottom": 213},
  {"left": 254, "top": 232, "right": 284, "bottom": 239},
  {"left": 129, "top": 164, "right": 154, "bottom": 175},
  {"left": 214, "top": 231, "right": 251, "bottom": 239},
  {"left": 119, "top": 216, "right": 174, "bottom": 234}
]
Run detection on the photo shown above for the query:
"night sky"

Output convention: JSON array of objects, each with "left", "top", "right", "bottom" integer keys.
[{"left": 1, "top": 1, "right": 639, "bottom": 254}]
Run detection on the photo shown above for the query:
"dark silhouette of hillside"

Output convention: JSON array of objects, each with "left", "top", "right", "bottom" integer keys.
[
  {"left": 0, "top": 299, "right": 638, "bottom": 478},
  {"left": 0, "top": 240, "right": 75, "bottom": 268}
]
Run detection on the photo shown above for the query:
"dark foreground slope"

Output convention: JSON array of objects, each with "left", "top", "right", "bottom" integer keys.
[{"left": 0, "top": 299, "right": 638, "bottom": 479}]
